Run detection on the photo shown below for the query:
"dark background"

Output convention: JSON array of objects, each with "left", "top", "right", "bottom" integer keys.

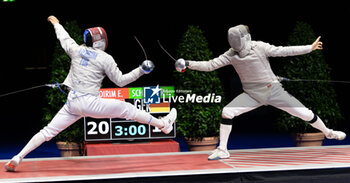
[{"left": 0, "top": 1, "right": 349, "bottom": 140}]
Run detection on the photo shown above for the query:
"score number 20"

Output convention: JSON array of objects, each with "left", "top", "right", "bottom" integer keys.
[{"left": 87, "top": 121, "right": 109, "bottom": 135}]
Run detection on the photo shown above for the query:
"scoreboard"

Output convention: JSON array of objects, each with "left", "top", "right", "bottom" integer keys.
[{"left": 84, "top": 86, "right": 175, "bottom": 141}]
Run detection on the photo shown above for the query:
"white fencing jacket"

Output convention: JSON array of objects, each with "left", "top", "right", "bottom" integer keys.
[
  {"left": 54, "top": 23, "right": 143, "bottom": 95},
  {"left": 187, "top": 41, "right": 312, "bottom": 103}
]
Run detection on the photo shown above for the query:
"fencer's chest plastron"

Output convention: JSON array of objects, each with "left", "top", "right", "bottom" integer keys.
[
  {"left": 84, "top": 27, "right": 108, "bottom": 51},
  {"left": 231, "top": 53, "right": 275, "bottom": 87}
]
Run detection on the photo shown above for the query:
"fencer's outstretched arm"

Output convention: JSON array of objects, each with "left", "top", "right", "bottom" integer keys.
[
  {"left": 104, "top": 56, "right": 144, "bottom": 87},
  {"left": 105, "top": 59, "right": 154, "bottom": 87},
  {"left": 48, "top": 16, "right": 80, "bottom": 57},
  {"left": 262, "top": 36, "right": 322, "bottom": 57},
  {"left": 184, "top": 49, "right": 233, "bottom": 72}
]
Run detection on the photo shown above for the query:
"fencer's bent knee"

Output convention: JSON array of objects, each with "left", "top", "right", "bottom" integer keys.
[
  {"left": 222, "top": 107, "right": 235, "bottom": 119},
  {"left": 222, "top": 107, "right": 236, "bottom": 125},
  {"left": 222, "top": 106, "right": 251, "bottom": 119},
  {"left": 297, "top": 108, "right": 315, "bottom": 122}
]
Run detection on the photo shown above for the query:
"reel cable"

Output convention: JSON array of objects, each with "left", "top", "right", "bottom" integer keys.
[{"left": 0, "top": 82, "right": 66, "bottom": 98}]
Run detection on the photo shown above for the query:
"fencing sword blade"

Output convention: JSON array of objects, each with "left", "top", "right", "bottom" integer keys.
[
  {"left": 157, "top": 40, "right": 177, "bottom": 62},
  {"left": 134, "top": 36, "right": 148, "bottom": 60}
]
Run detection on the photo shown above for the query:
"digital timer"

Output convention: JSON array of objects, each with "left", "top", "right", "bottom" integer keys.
[
  {"left": 112, "top": 122, "right": 148, "bottom": 138},
  {"left": 114, "top": 125, "right": 146, "bottom": 136}
]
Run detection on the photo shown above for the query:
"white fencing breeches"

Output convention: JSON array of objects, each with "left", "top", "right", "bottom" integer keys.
[
  {"left": 222, "top": 83, "right": 314, "bottom": 122},
  {"left": 40, "top": 91, "right": 137, "bottom": 141}
]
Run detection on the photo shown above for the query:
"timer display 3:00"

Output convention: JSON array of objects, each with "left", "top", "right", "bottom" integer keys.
[{"left": 112, "top": 122, "right": 148, "bottom": 138}]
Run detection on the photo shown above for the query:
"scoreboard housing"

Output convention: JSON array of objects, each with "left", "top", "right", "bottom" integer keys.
[{"left": 84, "top": 86, "right": 175, "bottom": 141}]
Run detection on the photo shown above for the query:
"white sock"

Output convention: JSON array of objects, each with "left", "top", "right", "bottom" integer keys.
[
  {"left": 218, "top": 124, "right": 232, "bottom": 150},
  {"left": 17, "top": 132, "right": 46, "bottom": 159},
  {"left": 133, "top": 110, "right": 164, "bottom": 129},
  {"left": 310, "top": 117, "right": 330, "bottom": 135}
]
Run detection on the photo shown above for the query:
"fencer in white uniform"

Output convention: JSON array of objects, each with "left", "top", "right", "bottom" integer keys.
[
  {"left": 5, "top": 16, "right": 177, "bottom": 172},
  {"left": 175, "top": 25, "right": 346, "bottom": 160}
]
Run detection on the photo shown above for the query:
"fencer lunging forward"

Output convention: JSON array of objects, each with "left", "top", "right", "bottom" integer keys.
[
  {"left": 5, "top": 16, "right": 177, "bottom": 172},
  {"left": 175, "top": 25, "right": 345, "bottom": 160}
]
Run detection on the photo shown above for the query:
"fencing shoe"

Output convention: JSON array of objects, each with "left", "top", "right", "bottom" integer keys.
[
  {"left": 325, "top": 129, "right": 346, "bottom": 140},
  {"left": 5, "top": 155, "right": 23, "bottom": 172},
  {"left": 160, "top": 108, "right": 177, "bottom": 134},
  {"left": 208, "top": 147, "right": 230, "bottom": 160}
]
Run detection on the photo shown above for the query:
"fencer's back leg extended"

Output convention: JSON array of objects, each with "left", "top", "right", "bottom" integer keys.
[
  {"left": 267, "top": 88, "right": 345, "bottom": 139},
  {"left": 41, "top": 106, "right": 81, "bottom": 141}
]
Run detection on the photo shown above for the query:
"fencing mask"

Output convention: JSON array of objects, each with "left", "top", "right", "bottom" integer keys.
[
  {"left": 83, "top": 27, "right": 108, "bottom": 51},
  {"left": 228, "top": 25, "right": 252, "bottom": 57}
]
